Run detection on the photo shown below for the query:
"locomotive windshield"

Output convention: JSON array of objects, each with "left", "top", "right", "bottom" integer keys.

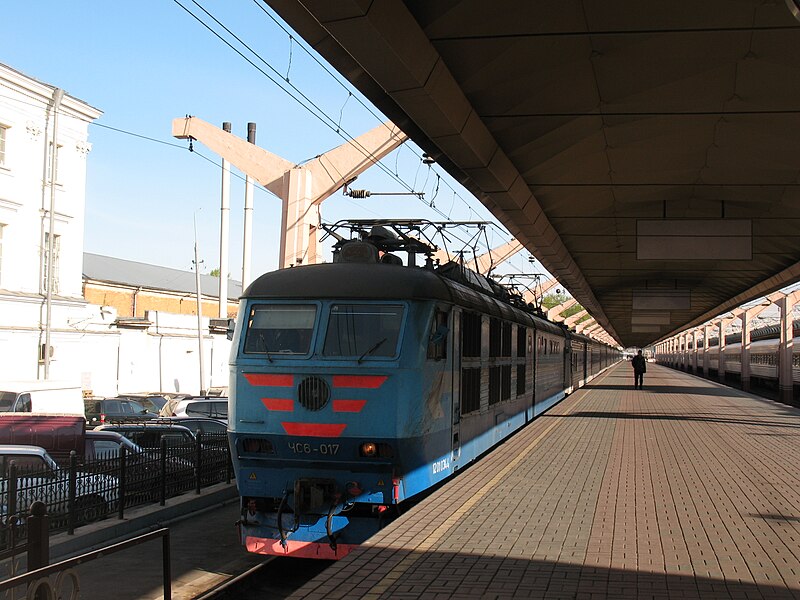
[
  {"left": 323, "top": 304, "right": 404, "bottom": 358},
  {"left": 243, "top": 304, "right": 317, "bottom": 355}
]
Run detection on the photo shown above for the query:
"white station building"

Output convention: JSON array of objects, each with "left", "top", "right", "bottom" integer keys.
[{"left": 0, "top": 62, "right": 233, "bottom": 398}]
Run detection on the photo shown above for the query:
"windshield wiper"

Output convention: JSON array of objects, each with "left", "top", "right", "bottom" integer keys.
[
  {"left": 358, "top": 338, "right": 387, "bottom": 364},
  {"left": 259, "top": 333, "right": 274, "bottom": 363}
]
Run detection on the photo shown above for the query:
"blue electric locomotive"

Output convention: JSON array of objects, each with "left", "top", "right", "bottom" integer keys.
[{"left": 229, "top": 225, "right": 619, "bottom": 559}]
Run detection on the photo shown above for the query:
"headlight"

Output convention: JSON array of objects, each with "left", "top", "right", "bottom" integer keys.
[{"left": 359, "top": 442, "right": 393, "bottom": 458}]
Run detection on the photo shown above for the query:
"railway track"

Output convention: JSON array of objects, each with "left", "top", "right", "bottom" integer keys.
[{"left": 197, "top": 556, "right": 333, "bottom": 599}]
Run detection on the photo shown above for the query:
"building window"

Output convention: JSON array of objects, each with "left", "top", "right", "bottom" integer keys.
[
  {"left": 0, "top": 126, "right": 7, "bottom": 166},
  {"left": 43, "top": 232, "right": 60, "bottom": 294}
]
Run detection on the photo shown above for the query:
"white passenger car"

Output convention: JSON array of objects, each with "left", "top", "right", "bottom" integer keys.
[{"left": 0, "top": 445, "right": 118, "bottom": 524}]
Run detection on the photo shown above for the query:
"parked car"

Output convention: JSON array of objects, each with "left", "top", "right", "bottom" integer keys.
[
  {"left": 94, "top": 422, "right": 196, "bottom": 449},
  {"left": 0, "top": 445, "right": 118, "bottom": 524},
  {"left": 152, "top": 417, "right": 227, "bottom": 436},
  {"left": 84, "top": 430, "right": 145, "bottom": 460},
  {"left": 115, "top": 394, "right": 169, "bottom": 415},
  {"left": 152, "top": 418, "right": 229, "bottom": 457},
  {"left": 95, "top": 422, "right": 229, "bottom": 485},
  {"left": 84, "top": 397, "right": 158, "bottom": 427},
  {"left": 0, "top": 380, "right": 84, "bottom": 415},
  {"left": 159, "top": 397, "right": 228, "bottom": 420},
  {"left": 82, "top": 430, "right": 194, "bottom": 496}
]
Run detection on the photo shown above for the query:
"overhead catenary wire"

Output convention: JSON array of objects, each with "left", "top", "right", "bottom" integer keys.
[
  {"left": 1, "top": 8, "right": 516, "bottom": 258},
  {"left": 172, "top": 0, "right": 421, "bottom": 197},
  {"left": 1, "top": 11, "right": 511, "bottom": 242},
  {"left": 174, "top": 0, "right": 483, "bottom": 225}
]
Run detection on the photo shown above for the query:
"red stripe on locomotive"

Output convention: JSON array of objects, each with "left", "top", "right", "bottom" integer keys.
[
  {"left": 261, "top": 398, "right": 294, "bottom": 411},
  {"left": 332, "top": 399, "right": 367, "bottom": 413},
  {"left": 332, "top": 375, "right": 387, "bottom": 389},
  {"left": 245, "top": 536, "right": 356, "bottom": 559},
  {"left": 281, "top": 423, "right": 347, "bottom": 437},
  {"left": 244, "top": 373, "right": 294, "bottom": 387}
]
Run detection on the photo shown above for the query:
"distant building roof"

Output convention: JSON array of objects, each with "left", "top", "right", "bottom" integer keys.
[{"left": 83, "top": 253, "right": 242, "bottom": 300}]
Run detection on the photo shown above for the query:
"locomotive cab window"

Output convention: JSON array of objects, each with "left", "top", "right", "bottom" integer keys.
[
  {"left": 243, "top": 304, "right": 317, "bottom": 355},
  {"left": 323, "top": 304, "right": 404, "bottom": 358}
]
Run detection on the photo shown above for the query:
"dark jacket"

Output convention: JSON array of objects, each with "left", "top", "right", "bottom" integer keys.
[{"left": 631, "top": 355, "right": 647, "bottom": 373}]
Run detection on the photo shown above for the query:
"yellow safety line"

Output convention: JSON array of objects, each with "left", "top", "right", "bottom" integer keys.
[{"left": 361, "top": 366, "right": 616, "bottom": 599}]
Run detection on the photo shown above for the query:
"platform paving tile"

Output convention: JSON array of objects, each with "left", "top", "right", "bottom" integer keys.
[{"left": 289, "top": 364, "right": 800, "bottom": 599}]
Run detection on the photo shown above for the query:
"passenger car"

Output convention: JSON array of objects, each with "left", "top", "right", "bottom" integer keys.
[
  {"left": 116, "top": 394, "right": 169, "bottom": 415},
  {"left": 93, "top": 423, "right": 195, "bottom": 449},
  {"left": 153, "top": 417, "right": 227, "bottom": 435},
  {"left": 0, "top": 445, "right": 118, "bottom": 524},
  {"left": 84, "top": 397, "right": 158, "bottom": 427},
  {"left": 82, "top": 430, "right": 194, "bottom": 496},
  {"left": 159, "top": 397, "right": 228, "bottom": 420},
  {"left": 95, "top": 422, "right": 228, "bottom": 486},
  {"left": 83, "top": 429, "right": 145, "bottom": 460}
]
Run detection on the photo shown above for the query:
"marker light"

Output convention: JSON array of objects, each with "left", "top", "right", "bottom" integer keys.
[{"left": 360, "top": 442, "right": 377, "bottom": 457}]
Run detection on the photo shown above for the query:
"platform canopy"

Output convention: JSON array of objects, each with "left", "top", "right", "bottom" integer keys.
[{"left": 265, "top": 0, "right": 800, "bottom": 347}]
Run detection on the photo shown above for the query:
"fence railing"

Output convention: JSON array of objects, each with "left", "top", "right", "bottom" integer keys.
[
  {"left": 0, "top": 432, "right": 231, "bottom": 551},
  {"left": 0, "top": 506, "right": 172, "bottom": 600}
]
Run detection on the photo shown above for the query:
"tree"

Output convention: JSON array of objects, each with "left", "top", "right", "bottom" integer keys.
[
  {"left": 541, "top": 292, "right": 568, "bottom": 310},
  {"left": 210, "top": 268, "right": 220, "bottom": 277}
]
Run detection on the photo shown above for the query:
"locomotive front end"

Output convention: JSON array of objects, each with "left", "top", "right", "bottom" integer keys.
[{"left": 230, "top": 274, "right": 417, "bottom": 559}]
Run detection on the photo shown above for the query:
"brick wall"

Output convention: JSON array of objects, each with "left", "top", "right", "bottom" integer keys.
[{"left": 84, "top": 281, "right": 238, "bottom": 318}]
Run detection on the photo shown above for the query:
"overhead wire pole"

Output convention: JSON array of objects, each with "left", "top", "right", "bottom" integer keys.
[
  {"left": 242, "top": 122, "right": 256, "bottom": 288},
  {"left": 218, "top": 122, "right": 231, "bottom": 318}
]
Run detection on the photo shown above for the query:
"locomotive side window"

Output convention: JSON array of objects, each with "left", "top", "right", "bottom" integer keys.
[
  {"left": 244, "top": 304, "right": 317, "bottom": 355},
  {"left": 461, "top": 367, "right": 481, "bottom": 414},
  {"left": 516, "top": 326, "right": 526, "bottom": 358},
  {"left": 489, "top": 318, "right": 502, "bottom": 357},
  {"left": 489, "top": 366, "right": 501, "bottom": 404},
  {"left": 501, "top": 323, "right": 512, "bottom": 357},
  {"left": 461, "top": 312, "right": 481, "bottom": 357},
  {"left": 490, "top": 319, "right": 513, "bottom": 357},
  {"left": 516, "top": 326, "right": 527, "bottom": 396},
  {"left": 323, "top": 304, "right": 404, "bottom": 358}
]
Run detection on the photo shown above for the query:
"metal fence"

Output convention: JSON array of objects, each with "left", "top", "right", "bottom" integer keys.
[{"left": 0, "top": 432, "right": 231, "bottom": 552}]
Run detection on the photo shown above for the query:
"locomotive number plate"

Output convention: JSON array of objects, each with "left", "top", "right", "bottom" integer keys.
[{"left": 288, "top": 442, "right": 340, "bottom": 455}]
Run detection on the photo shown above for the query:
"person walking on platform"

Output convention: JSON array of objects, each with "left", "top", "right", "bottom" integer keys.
[{"left": 631, "top": 349, "right": 647, "bottom": 389}]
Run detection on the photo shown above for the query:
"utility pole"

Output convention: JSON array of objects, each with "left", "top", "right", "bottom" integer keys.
[{"left": 194, "top": 212, "right": 206, "bottom": 395}]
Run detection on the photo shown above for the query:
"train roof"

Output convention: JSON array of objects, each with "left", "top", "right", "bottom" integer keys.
[
  {"left": 244, "top": 263, "right": 451, "bottom": 301},
  {"left": 244, "top": 263, "right": 567, "bottom": 335}
]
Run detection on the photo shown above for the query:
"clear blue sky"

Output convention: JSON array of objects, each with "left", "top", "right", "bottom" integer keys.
[{"left": 2, "top": 1, "right": 541, "bottom": 282}]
